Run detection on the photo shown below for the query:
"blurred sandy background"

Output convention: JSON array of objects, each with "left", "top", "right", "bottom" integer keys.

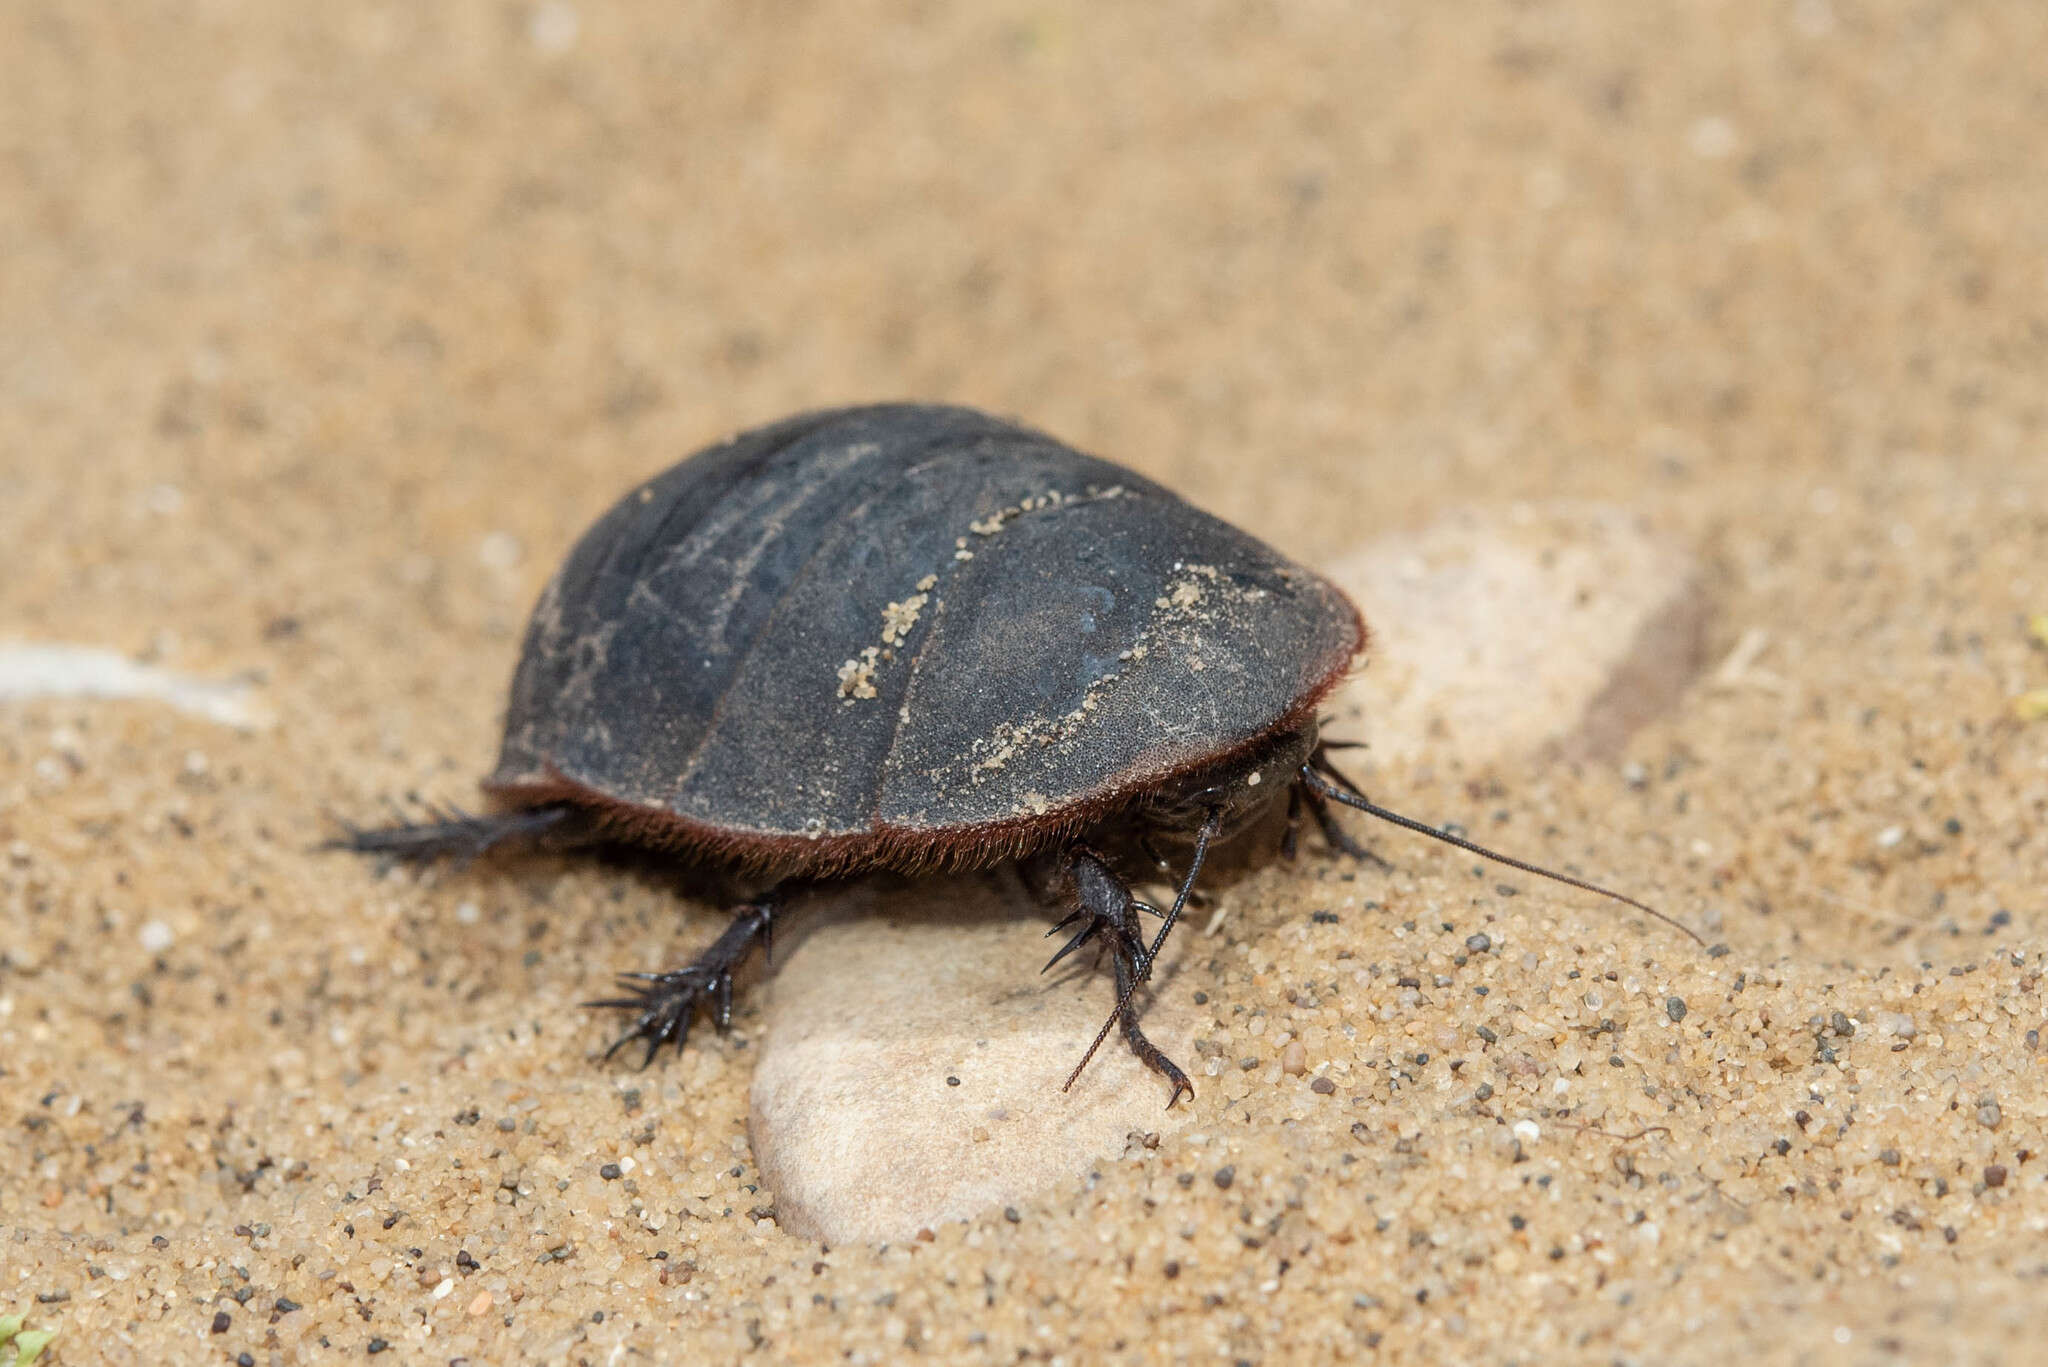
[{"left": 4, "top": 3, "right": 2046, "bottom": 1363}]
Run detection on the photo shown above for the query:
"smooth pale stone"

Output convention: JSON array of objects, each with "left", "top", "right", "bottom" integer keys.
[
  {"left": 1321, "top": 502, "right": 1707, "bottom": 767},
  {"left": 0, "top": 641, "right": 274, "bottom": 730},
  {"left": 750, "top": 874, "right": 1198, "bottom": 1244}
]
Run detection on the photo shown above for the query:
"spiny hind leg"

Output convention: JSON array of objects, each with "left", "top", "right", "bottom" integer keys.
[
  {"left": 325, "top": 803, "right": 584, "bottom": 867},
  {"left": 588, "top": 889, "right": 789, "bottom": 1067}
]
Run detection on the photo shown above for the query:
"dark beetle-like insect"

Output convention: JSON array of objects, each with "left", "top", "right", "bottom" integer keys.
[{"left": 337, "top": 403, "right": 1691, "bottom": 1104}]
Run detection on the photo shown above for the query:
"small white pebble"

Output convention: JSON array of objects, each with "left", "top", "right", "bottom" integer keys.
[
  {"left": 1876, "top": 826, "right": 1905, "bottom": 849},
  {"left": 1513, "top": 1119, "right": 1541, "bottom": 1144},
  {"left": 138, "top": 919, "right": 175, "bottom": 953},
  {"left": 432, "top": 1277, "right": 455, "bottom": 1300},
  {"left": 1689, "top": 115, "right": 1738, "bottom": 159},
  {"left": 529, "top": 1, "right": 579, "bottom": 53},
  {"left": 455, "top": 900, "right": 481, "bottom": 924},
  {"left": 1524, "top": 164, "right": 1566, "bottom": 210},
  {"left": 478, "top": 531, "right": 523, "bottom": 572},
  {"left": 1792, "top": 0, "right": 1835, "bottom": 37}
]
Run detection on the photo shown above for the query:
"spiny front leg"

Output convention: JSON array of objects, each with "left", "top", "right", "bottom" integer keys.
[
  {"left": 1300, "top": 781, "right": 1394, "bottom": 870},
  {"left": 1107, "top": 917, "right": 1193, "bottom": 1109},
  {"left": 588, "top": 889, "right": 789, "bottom": 1067},
  {"left": 1046, "top": 849, "right": 1193, "bottom": 1107}
]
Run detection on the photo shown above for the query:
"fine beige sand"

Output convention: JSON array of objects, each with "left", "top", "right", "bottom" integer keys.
[{"left": 4, "top": 5, "right": 2046, "bottom": 1364}]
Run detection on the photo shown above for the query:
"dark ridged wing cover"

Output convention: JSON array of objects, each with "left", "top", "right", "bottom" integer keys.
[{"left": 488, "top": 405, "right": 1361, "bottom": 865}]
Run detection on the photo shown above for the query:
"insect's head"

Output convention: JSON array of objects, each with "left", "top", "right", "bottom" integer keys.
[{"left": 1143, "top": 719, "right": 1319, "bottom": 842}]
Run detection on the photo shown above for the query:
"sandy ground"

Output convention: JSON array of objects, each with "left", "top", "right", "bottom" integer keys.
[{"left": 4, "top": 3, "right": 2047, "bottom": 1363}]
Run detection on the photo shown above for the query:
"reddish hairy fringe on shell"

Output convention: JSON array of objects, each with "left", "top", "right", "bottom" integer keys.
[{"left": 482, "top": 614, "right": 1365, "bottom": 881}]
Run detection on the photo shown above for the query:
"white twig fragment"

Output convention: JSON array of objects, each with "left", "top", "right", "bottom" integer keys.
[{"left": 0, "top": 642, "right": 273, "bottom": 730}]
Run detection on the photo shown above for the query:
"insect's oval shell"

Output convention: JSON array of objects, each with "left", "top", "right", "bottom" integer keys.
[{"left": 487, "top": 404, "right": 1363, "bottom": 872}]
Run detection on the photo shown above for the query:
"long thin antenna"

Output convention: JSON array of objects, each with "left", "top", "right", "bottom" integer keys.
[
  {"left": 1139, "top": 808, "right": 1219, "bottom": 973},
  {"left": 1061, "top": 992, "right": 1126, "bottom": 1096},
  {"left": 1297, "top": 764, "right": 1702, "bottom": 945}
]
